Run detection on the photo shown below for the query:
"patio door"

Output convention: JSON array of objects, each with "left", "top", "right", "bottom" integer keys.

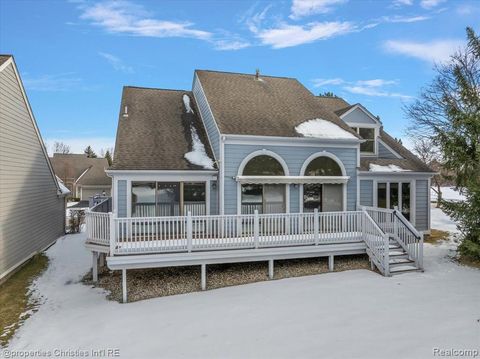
[
  {"left": 263, "top": 184, "right": 285, "bottom": 214},
  {"left": 303, "top": 184, "right": 343, "bottom": 212}
]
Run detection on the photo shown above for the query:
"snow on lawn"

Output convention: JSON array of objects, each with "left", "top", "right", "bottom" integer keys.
[
  {"left": 431, "top": 205, "right": 459, "bottom": 233},
  {"left": 7, "top": 229, "right": 479, "bottom": 358},
  {"left": 295, "top": 118, "right": 357, "bottom": 139},
  {"left": 369, "top": 164, "right": 411, "bottom": 172},
  {"left": 184, "top": 126, "right": 215, "bottom": 170},
  {"left": 431, "top": 186, "right": 466, "bottom": 202}
]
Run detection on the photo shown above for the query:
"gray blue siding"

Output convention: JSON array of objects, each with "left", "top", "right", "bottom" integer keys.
[
  {"left": 0, "top": 62, "right": 65, "bottom": 280},
  {"left": 192, "top": 75, "right": 220, "bottom": 160},
  {"left": 223, "top": 144, "right": 357, "bottom": 214},
  {"left": 341, "top": 107, "right": 377, "bottom": 125},
  {"left": 359, "top": 180, "right": 373, "bottom": 207},
  {"left": 378, "top": 141, "right": 399, "bottom": 159},
  {"left": 117, "top": 180, "right": 127, "bottom": 217},
  {"left": 416, "top": 179, "right": 429, "bottom": 231}
]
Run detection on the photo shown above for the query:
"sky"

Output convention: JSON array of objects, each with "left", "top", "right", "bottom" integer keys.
[{"left": 1, "top": 0, "right": 478, "bottom": 155}]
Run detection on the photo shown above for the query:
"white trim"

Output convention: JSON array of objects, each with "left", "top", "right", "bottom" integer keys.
[
  {"left": 339, "top": 104, "right": 382, "bottom": 126},
  {"left": 358, "top": 171, "right": 435, "bottom": 178},
  {"left": 298, "top": 152, "right": 348, "bottom": 213},
  {"left": 106, "top": 169, "right": 217, "bottom": 175},
  {"left": 220, "top": 136, "right": 225, "bottom": 214},
  {"left": 236, "top": 149, "right": 290, "bottom": 215},
  {"left": 237, "top": 149, "right": 290, "bottom": 177},
  {"left": 74, "top": 167, "right": 91, "bottom": 184},
  {"left": 108, "top": 171, "right": 217, "bottom": 182},
  {"left": 411, "top": 180, "right": 416, "bottom": 226},
  {"left": 236, "top": 176, "right": 349, "bottom": 184},
  {"left": 1, "top": 57, "right": 61, "bottom": 194},
  {"left": 299, "top": 152, "right": 347, "bottom": 177},
  {"left": 427, "top": 177, "right": 431, "bottom": 231},
  {"left": 205, "top": 179, "right": 211, "bottom": 215},
  {"left": 377, "top": 137, "right": 403, "bottom": 159},
  {"left": 192, "top": 73, "right": 220, "bottom": 161},
  {"left": 373, "top": 180, "right": 416, "bottom": 225},
  {"left": 224, "top": 134, "right": 362, "bottom": 147}
]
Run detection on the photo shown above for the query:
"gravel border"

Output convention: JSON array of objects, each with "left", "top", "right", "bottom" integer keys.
[{"left": 84, "top": 255, "right": 372, "bottom": 303}]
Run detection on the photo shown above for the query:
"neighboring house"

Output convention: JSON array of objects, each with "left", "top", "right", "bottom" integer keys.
[
  {"left": 86, "top": 70, "right": 434, "bottom": 300},
  {"left": 50, "top": 154, "right": 111, "bottom": 200},
  {"left": 0, "top": 55, "right": 69, "bottom": 281}
]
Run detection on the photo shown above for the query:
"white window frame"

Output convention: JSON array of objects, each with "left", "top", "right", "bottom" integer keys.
[
  {"left": 373, "top": 179, "right": 416, "bottom": 225},
  {"left": 350, "top": 124, "right": 379, "bottom": 156}
]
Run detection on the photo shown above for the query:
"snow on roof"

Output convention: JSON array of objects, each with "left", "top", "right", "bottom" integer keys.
[
  {"left": 56, "top": 175, "right": 71, "bottom": 195},
  {"left": 183, "top": 94, "right": 194, "bottom": 114},
  {"left": 369, "top": 164, "right": 411, "bottom": 172},
  {"left": 295, "top": 118, "right": 357, "bottom": 140},
  {"left": 184, "top": 126, "right": 215, "bottom": 170}
]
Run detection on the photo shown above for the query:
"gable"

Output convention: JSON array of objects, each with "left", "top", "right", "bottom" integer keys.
[
  {"left": 341, "top": 107, "right": 378, "bottom": 126},
  {"left": 0, "top": 60, "right": 60, "bottom": 194}
]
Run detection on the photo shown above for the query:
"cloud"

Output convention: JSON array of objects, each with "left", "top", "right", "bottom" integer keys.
[
  {"left": 99, "top": 52, "right": 134, "bottom": 73},
  {"left": 384, "top": 39, "right": 464, "bottom": 63},
  {"left": 420, "top": 0, "right": 446, "bottom": 9},
  {"left": 290, "top": 0, "right": 347, "bottom": 19},
  {"left": 381, "top": 15, "right": 430, "bottom": 23},
  {"left": 22, "top": 73, "right": 86, "bottom": 92},
  {"left": 344, "top": 85, "right": 412, "bottom": 99},
  {"left": 213, "top": 40, "right": 250, "bottom": 51},
  {"left": 80, "top": 0, "right": 211, "bottom": 40},
  {"left": 256, "top": 21, "right": 354, "bottom": 49},
  {"left": 391, "top": 0, "right": 413, "bottom": 6},
  {"left": 44, "top": 137, "right": 115, "bottom": 156},
  {"left": 312, "top": 77, "right": 411, "bottom": 99}
]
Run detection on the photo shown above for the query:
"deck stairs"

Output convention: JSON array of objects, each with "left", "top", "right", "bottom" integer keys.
[{"left": 388, "top": 236, "right": 421, "bottom": 275}]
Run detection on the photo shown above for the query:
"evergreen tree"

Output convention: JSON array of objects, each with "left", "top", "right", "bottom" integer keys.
[
  {"left": 406, "top": 27, "right": 480, "bottom": 259},
  {"left": 104, "top": 150, "right": 113, "bottom": 166},
  {"left": 320, "top": 91, "right": 337, "bottom": 97},
  {"left": 84, "top": 146, "right": 97, "bottom": 158}
]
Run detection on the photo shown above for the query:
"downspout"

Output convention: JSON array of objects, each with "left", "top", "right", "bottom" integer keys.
[{"left": 219, "top": 135, "right": 225, "bottom": 215}]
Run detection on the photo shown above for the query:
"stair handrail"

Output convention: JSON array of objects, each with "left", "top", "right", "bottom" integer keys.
[
  {"left": 392, "top": 208, "right": 423, "bottom": 270},
  {"left": 362, "top": 210, "right": 390, "bottom": 276},
  {"left": 393, "top": 208, "right": 421, "bottom": 239}
]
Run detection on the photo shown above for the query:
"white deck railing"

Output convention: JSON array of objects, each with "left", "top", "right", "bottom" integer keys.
[
  {"left": 85, "top": 208, "right": 423, "bottom": 275},
  {"left": 363, "top": 206, "right": 423, "bottom": 270}
]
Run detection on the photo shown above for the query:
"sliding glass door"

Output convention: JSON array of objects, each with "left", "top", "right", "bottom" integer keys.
[
  {"left": 241, "top": 184, "right": 286, "bottom": 214},
  {"left": 377, "top": 181, "right": 411, "bottom": 220},
  {"left": 132, "top": 181, "right": 206, "bottom": 217},
  {"left": 303, "top": 183, "right": 343, "bottom": 212}
]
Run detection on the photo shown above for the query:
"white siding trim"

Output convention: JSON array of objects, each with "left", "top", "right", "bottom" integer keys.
[
  {"left": 340, "top": 104, "right": 382, "bottom": 125},
  {"left": 220, "top": 136, "right": 225, "bottom": 215},
  {"left": 237, "top": 149, "right": 290, "bottom": 177},
  {"left": 224, "top": 134, "right": 361, "bottom": 148}
]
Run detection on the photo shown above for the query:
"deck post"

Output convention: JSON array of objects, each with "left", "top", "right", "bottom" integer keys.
[
  {"left": 418, "top": 234, "right": 424, "bottom": 270},
  {"left": 384, "top": 234, "right": 390, "bottom": 276},
  {"left": 314, "top": 209, "right": 319, "bottom": 245},
  {"left": 370, "top": 258, "right": 375, "bottom": 271},
  {"left": 187, "top": 211, "right": 193, "bottom": 252},
  {"left": 328, "top": 255, "right": 334, "bottom": 271},
  {"left": 201, "top": 264, "right": 206, "bottom": 291},
  {"left": 99, "top": 253, "right": 105, "bottom": 268},
  {"left": 109, "top": 212, "right": 116, "bottom": 256},
  {"left": 122, "top": 269, "right": 127, "bottom": 303},
  {"left": 254, "top": 210, "right": 259, "bottom": 249},
  {"left": 268, "top": 259, "right": 274, "bottom": 279},
  {"left": 92, "top": 251, "right": 98, "bottom": 282}
]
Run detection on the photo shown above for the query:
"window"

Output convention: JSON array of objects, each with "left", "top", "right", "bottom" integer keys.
[
  {"left": 241, "top": 155, "right": 286, "bottom": 214},
  {"left": 351, "top": 127, "right": 376, "bottom": 153},
  {"left": 132, "top": 181, "right": 206, "bottom": 217},
  {"left": 131, "top": 182, "right": 156, "bottom": 217},
  {"left": 243, "top": 155, "right": 284, "bottom": 176},
  {"left": 377, "top": 182, "right": 412, "bottom": 220},
  {"left": 304, "top": 157, "right": 342, "bottom": 176}
]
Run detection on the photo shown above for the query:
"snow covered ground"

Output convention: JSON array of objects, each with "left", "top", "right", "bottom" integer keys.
[
  {"left": 5, "top": 208, "right": 479, "bottom": 359},
  {"left": 431, "top": 186, "right": 466, "bottom": 202}
]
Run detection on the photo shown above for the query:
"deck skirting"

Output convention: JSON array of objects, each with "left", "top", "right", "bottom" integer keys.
[{"left": 106, "top": 241, "right": 366, "bottom": 270}]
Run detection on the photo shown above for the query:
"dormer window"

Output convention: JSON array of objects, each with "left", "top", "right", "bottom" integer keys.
[{"left": 351, "top": 127, "right": 375, "bottom": 154}]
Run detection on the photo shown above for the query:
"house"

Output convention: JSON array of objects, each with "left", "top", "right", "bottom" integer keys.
[
  {"left": 86, "top": 70, "right": 434, "bottom": 302},
  {"left": 0, "top": 55, "right": 69, "bottom": 282},
  {"left": 50, "top": 153, "right": 111, "bottom": 201}
]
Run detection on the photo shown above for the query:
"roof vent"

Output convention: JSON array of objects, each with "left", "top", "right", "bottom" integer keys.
[
  {"left": 255, "top": 68, "right": 260, "bottom": 80},
  {"left": 122, "top": 105, "right": 128, "bottom": 118}
]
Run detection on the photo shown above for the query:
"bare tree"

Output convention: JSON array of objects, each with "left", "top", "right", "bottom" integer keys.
[
  {"left": 53, "top": 141, "right": 71, "bottom": 154},
  {"left": 411, "top": 138, "right": 444, "bottom": 207}
]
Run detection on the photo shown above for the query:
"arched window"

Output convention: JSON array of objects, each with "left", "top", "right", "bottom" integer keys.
[
  {"left": 243, "top": 155, "right": 285, "bottom": 176},
  {"left": 302, "top": 156, "right": 344, "bottom": 213},
  {"left": 304, "top": 157, "right": 342, "bottom": 176},
  {"left": 241, "top": 155, "right": 286, "bottom": 214}
]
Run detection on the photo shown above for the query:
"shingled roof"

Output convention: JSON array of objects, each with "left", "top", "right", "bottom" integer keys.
[
  {"left": 0, "top": 55, "right": 12, "bottom": 67},
  {"left": 316, "top": 97, "right": 434, "bottom": 173},
  {"left": 195, "top": 70, "right": 360, "bottom": 139},
  {"left": 111, "top": 87, "right": 216, "bottom": 171},
  {"left": 50, "top": 154, "right": 111, "bottom": 185}
]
